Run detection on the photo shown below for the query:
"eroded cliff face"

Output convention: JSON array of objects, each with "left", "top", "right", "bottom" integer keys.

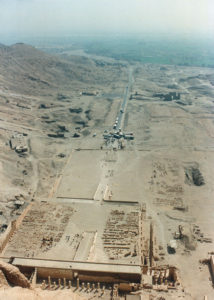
[{"left": 0, "top": 260, "right": 31, "bottom": 288}]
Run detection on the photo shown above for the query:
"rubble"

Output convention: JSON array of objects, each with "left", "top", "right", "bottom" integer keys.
[
  {"left": 73, "top": 132, "right": 81, "bottom": 138},
  {"left": 81, "top": 91, "right": 98, "bottom": 96},
  {"left": 102, "top": 209, "right": 139, "bottom": 260},
  {"left": 69, "top": 108, "right": 83, "bottom": 113},
  {"left": 185, "top": 165, "right": 205, "bottom": 186},
  {"left": 47, "top": 133, "right": 65, "bottom": 138}
]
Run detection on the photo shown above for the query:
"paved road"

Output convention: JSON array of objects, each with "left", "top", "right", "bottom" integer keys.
[{"left": 116, "top": 69, "right": 132, "bottom": 131}]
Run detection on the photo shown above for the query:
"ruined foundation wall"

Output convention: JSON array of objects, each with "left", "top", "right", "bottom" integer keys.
[
  {"left": 17, "top": 266, "right": 74, "bottom": 280},
  {"left": 37, "top": 267, "right": 74, "bottom": 280},
  {"left": 0, "top": 221, "right": 16, "bottom": 254},
  {"left": 16, "top": 265, "right": 141, "bottom": 283},
  {"left": 0, "top": 203, "right": 32, "bottom": 254},
  {"left": 78, "top": 271, "right": 140, "bottom": 283}
]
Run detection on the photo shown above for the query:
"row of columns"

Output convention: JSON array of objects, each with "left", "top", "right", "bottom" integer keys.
[{"left": 41, "top": 276, "right": 107, "bottom": 293}]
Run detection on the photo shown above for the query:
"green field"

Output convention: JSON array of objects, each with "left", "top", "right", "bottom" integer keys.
[
  {"left": 5, "top": 34, "right": 214, "bottom": 68},
  {"left": 82, "top": 36, "right": 214, "bottom": 67}
]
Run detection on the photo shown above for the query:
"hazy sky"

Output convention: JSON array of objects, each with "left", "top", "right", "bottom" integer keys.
[{"left": 0, "top": 0, "right": 214, "bottom": 38}]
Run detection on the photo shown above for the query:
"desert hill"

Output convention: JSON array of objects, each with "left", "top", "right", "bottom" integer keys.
[
  {"left": 0, "top": 43, "right": 88, "bottom": 95},
  {"left": 0, "top": 42, "right": 128, "bottom": 237},
  {"left": 0, "top": 43, "right": 126, "bottom": 96}
]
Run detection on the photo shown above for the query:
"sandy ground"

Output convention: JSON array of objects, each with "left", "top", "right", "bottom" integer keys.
[
  {"left": 56, "top": 151, "right": 104, "bottom": 199},
  {"left": 0, "top": 287, "right": 86, "bottom": 300},
  {"left": 1, "top": 44, "right": 214, "bottom": 299}
]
